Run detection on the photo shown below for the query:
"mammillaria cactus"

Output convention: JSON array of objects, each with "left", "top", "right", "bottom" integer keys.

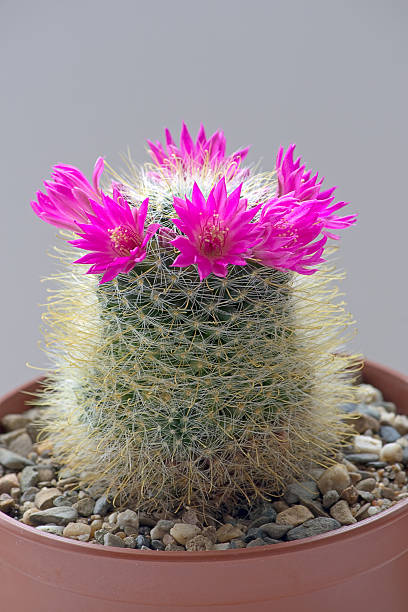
[{"left": 31, "top": 123, "right": 359, "bottom": 512}]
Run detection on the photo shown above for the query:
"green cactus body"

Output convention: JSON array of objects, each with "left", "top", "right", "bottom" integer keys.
[{"left": 35, "top": 156, "right": 359, "bottom": 512}]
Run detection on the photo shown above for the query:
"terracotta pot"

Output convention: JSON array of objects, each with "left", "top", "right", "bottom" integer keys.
[{"left": 0, "top": 360, "right": 407, "bottom": 612}]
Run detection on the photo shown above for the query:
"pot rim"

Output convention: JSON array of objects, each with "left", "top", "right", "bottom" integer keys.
[{"left": 1, "top": 358, "right": 407, "bottom": 563}]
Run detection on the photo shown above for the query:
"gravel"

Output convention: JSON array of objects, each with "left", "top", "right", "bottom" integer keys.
[{"left": 1, "top": 381, "right": 407, "bottom": 553}]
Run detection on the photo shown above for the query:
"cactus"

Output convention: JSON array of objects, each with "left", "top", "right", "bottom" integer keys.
[{"left": 32, "top": 124, "right": 360, "bottom": 512}]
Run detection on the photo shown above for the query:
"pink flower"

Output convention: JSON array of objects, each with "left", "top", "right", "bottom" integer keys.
[
  {"left": 148, "top": 122, "right": 249, "bottom": 178},
  {"left": 251, "top": 196, "right": 327, "bottom": 275},
  {"left": 170, "top": 178, "right": 261, "bottom": 281},
  {"left": 31, "top": 157, "right": 105, "bottom": 232},
  {"left": 276, "top": 145, "right": 357, "bottom": 239},
  {"left": 70, "top": 189, "right": 160, "bottom": 284}
]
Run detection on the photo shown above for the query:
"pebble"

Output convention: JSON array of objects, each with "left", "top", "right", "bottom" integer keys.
[
  {"left": 170, "top": 523, "right": 201, "bottom": 545},
  {"left": 214, "top": 543, "right": 230, "bottom": 550},
  {"left": 0, "top": 493, "right": 14, "bottom": 512},
  {"left": 340, "top": 486, "right": 359, "bottom": 505},
  {"left": 318, "top": 464, "right": 351, "bottom": 495},
  {"left": 379, "top": 426, "right": 400, "bottom": 444},
  {"left": 358, "top": 490, "right": 374, "bottom": 502},
  {"left": 284, "top": 481, "right": 319, "bottom": 504},
  {"left": 21, "top": 486, "right": 39, "bottom": 503},
  {"left": 185, "top": 535, "right": 214, "bottom": 551},
  {"left": 248, "top": 514, "right": 278, "bottom": 529},
  {"left": 73, "top": 496, "right": 95, "bottom": 517},
  {"left": 287, "top": 517, "right": 341, "bottom": 540},
  {"left": 258, "top": 523, "right": 291, "bottom": 539},
  {"left": 0, "top": 448, "right": 34, "bottom": 470},
  {"left": 216, "top": 523, "right": 244, "bottom": 543},
  {"left": 34, "top": 487, "right": 61, "bottom": 510},
  {"left": 358, "top": 478, "right": 376, "bottom": 492},
  {"left": 276, "top": 505, "right": 314, "bottom": 527},
  {"left": 0, "top": 473, "right": 19, "bottom": 494},
  {"left": 123, "top": 536, "right": 137, "bottom": 548},
  {"left": 352, "top": 435, "right": 382, "bottom": 456},
  {"left": 93, "top": 496, "right": 112, "bottom": 516},
  {"left": 150, "top": 519, "right": 175, "bottom": 540},
  {"left": 63, "top": 522, "right": 92, "bottom": 540},
  {"left": 350, "top": 413, "right": 380, "bottom": 434},
  {"left": 8, "top": 433, "right": 33, "bottom": 457},
  {"left": 19, "top": 466, "right": 39, "bottom": 491},
  {"left": 1, "top": 414, "right": 31, "bottom": 431},
  {"left": 380, "top": 443, "right": 403, "bottom": 464},
  {"left": 29, "top": 506, "right": 78, "bottom": 526},
  {"left": 394, "top": 415, "right": 408, "bottom": 436},
  {"left": 116, "top": 509, "right": 140, "bottom": 536},
  {"left": 402, "top": 448, "right": 408, "bottom": 466},
  {"left": 136, "top": 534, "right": 150, "bottom": 549},
  {"left": 321, "top": 490, "right": 340, "bottom": 509},
  {"left": 103, "top": 532, "right": 125, "bottom": 547},
  {"left": 297, "top": 496, "right": 330, "bottom": 518},
  {"left": 344, "top": 453, "right": 380, "bottom": 464},
  {"left": 246, "top": 538, "right": 267, "bottom": 547},
  {"left": 36, "top": 525, "right": 65, "bottom": 535},
  {"left": 329, "top": 500, "right": 357, "bottom": 525},
  {"left": 355, "top": 384, "right": 382, "bottom": 404}
]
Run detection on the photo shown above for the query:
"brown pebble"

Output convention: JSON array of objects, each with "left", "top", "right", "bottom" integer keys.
[
  {"left": 329, "top": 500, "right": 356, "bottom": 525},
  {"left": 318, "top": 464, "right": 351, "bottom": 495},
  {"left": 63, "top": 522, "right": 91, "bottom": 540},
  {"left": 341, "top": 486, "right": 359, "bottom": 505},
  {"left": 201, "top": 526, "right": 217, "bottom": 544},
  {"left": 34, "top": 487, "right": 61, "bottom": 510},
  {"left": 349, "top": 472, "right": 362, "bottom": 485},
  {"left": 215, "top": 523, "right": 244, "bottom": 543},
  {"left": 276, "top": 505, "right": 314, "bottom": 527},
  {"left": 272, "top": 501, "right": 289, "bottom": 513},
  {"left": 0, "top": 493, "right": 15, "bottom": 513},
  {"left": 0, "top": 473, "right": 19, "bottom": 494}
]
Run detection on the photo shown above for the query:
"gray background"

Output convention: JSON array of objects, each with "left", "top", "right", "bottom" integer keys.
[{"left": 1, "top": 0, "right": 407, "bottom": 396}]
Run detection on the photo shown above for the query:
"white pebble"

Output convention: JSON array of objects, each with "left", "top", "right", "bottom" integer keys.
[
  {"left": 353, "top": 435, "right": 382, "bottom": 456},
  {"left": 380, "top": 443, "right": 403, "bottom": 464}
]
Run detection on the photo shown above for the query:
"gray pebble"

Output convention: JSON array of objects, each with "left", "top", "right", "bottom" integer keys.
[
  {"left": 402, "top": 447, "right": 408, "bottom": 466},
  {"left": 379, "top": 426, "right": 400, "bottom": 443},
  {"left": 344, "top": 454, "right": 380, "bottom": 464},
  {"left": 103, "top": 533, "right": 125, "bottom": 547},
  {"left": 322, "top": 490, "right": 340, "bottom": 509},
  {"left": 249, "top": 502, "right": 277, "bottom": 522},
  {"left": 94, "top": 528, "right": 109, "bottom": 544},
  {"left": 244, "top": 527, "right": 259, "bottom": 543},
  {"left": 284, "top": 481, "right": 319, "bottom": 504},
  {"left": 29, "top": 506, "right": 78, "bottom": 526},
  {"left": 263, "top": 537, "right": 281, "bottom": 545},
  {"left": 287, "top": 517, "right": 341, "bottom": 541},
  {"left": 358, "top": 490, "right": 374, "bottom": 502},
  {"left": 74, "top": 496, "right": 95, "bottom": 517},
  {"left": 151, "top": 539, "right": 165, "bottom": 550},
  {"left": 257, "top": 523, "right": 291, "bottom": 539},
  {"left": 20, "top": 466, "right": 39, "bottom": 491},
  {"left": 93, "top": 495, "right": 113, "bottom": 516},
  {"left": 248, "top": 513, "right": 277, "bottom": 529},
  {"left": 366, "top": 461, "right": 387, "bottom": 469},
  {"left": 136, "top": 534, "right": 150, "bottom": 549},
  {"left": 53, "top": 495, "right": 74, "bottom": 507},
  {"left": 0, "top": 448, "right": 34, "bottom": 470},
  {"left": 246, "top": 537, "right": 267, "bottom": 547},
  {"left": 20, "top": 487, "right": 39, "bottom": 502},
  {"left": 124, "top": 536, "right": 137, "bottom": 548}
]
